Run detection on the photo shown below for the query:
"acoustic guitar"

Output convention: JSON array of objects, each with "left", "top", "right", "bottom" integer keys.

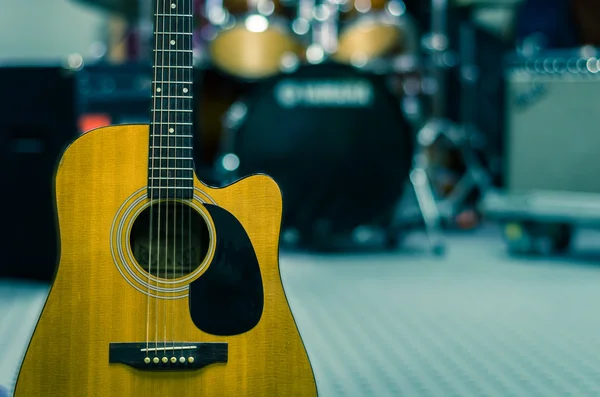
[{"left": 13, "top": 0, "right": 316, "bottom": 396}]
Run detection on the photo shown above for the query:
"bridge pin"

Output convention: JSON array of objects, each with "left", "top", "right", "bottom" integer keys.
[
  {"left": 162, "top": 357, "right": 168, "bottom": 363},
  {"left": 170, "top": 356, "right": 177, "bottom": 363},
  {"left": 153, "top": 357, "right": 160, "bottom": 364},
  {"left": 144, "top": 357, "right": 151, "bottom": 364},
  {"left": 179, "top": 357, "right": 186, "bottom": 363},
  {"left": 188, "top": 357, "right": 195, "bottom": 364}
]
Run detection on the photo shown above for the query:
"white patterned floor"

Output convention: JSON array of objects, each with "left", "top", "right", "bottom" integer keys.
[
  {"left": 3, "top": 226, "right": 600, "bottom": 396},
  {"left": 0, "top": 280, "right": 48, "bottom": 395}
]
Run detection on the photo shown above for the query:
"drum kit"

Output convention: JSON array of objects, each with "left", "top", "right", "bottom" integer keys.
[
  {"left": 190, "top": 0, "right": 445, "bottom": 251},
  {"left": 193, "top": 0, "right": 419, "bottom": 78},
  {"left": 100, "top": 0, "right": 494, "bottom": 253}
]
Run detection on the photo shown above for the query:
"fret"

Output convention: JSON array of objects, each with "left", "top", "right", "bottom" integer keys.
[
  {"left": 149, "top": 189, "right": 194, "bottom": 200},
  {"left": 152, "top": 82, "right": 193, "bottom": 95},
  {"left": 154, "top": 35, "right": 192, "bottom": 52},
  {"left": 155, "top": 15, "right": 194, "bottom": 33},
  {"left": 152, "top": 67, "right": 193, "bottom": 82},
  {"left": 149, "top": 158, "right": 194, "bottom": 168},
  {"left": 150, "top": 118, "right": 194, "bottom": 123},
  {"left": 150, "top": 148, "right": 193, "bottom": 157},
  {"left": 150, "top": 146, "right": 192, "bottom": 149},
  {"left": 150, "top": 177, "right": 193, "bottom": 180},
  {"left": 154, "top": 13, "right": 194, "bottom": 17},
  {"left": 148, "top": 184, "right": 193, "bottom": 188},
  {"left": 152, "top": 98, "right": 193, "bottom": 111},
  {"left": 148, "top": 178, "right": 193, "bottom": 188},
  {"left": 153, "top": 51, "right": 194, "bottom": 67},
  {"left": 153, "top": 81, "right": 193, "bottom": 85},
  {"left": 154, "top": 122, "right": 192, "bottom": 125},
  {"left": 152, "top": 93, "right": 192, "bottom": 97},
  {"left": 153, "top": 65, "right": 192, "bottom": 69},
  {"left": 151, "top": 125, "right": 193, "bottom": 137},
  {"left": 152, "top": 97, "right": 193, "bottom": 109},
  {"left": 150, "top": 168, "right": 194, "bottom": 178},
  {"left": 150, "top": 140, "right": 193, "bottom": 150},
  {"left": 151, "top": 110, "right": 193, "bottom": 123},
  {"left": 151, "top": 121, "right": 193, "bottom": 128},
  {"left": 154, "top": 32, "right": 193, "bottom": 35},
  {"left": 150, "top": 136, "right": 193, "bottom": 144},
  {"left": 154, "top": 49, "right": 193, "bottom": 53},
  {"left": 155, "top": 0, "right": 193, "bottom": 15},
  {"left": 152, "top": 109, "right": 193, "bottom": 113}
]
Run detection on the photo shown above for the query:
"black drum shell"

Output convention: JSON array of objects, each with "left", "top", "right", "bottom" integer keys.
[{"left": 228, "top": 62, "right": 414, "bottom": 243}]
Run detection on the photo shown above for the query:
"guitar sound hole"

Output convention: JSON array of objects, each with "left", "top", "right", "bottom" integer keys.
[{"left": 130, "top": 201, "right": 211, "bottom": 279}]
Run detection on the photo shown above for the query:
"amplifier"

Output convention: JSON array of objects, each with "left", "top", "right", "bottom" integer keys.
[
  {"left": 76, "top": 62, "right": 152, "bottom": 132},
  {"left": 505, "top": 49, "right": 600, "bottom": 193},
  {"left": 0, "top": 65, "right": 77, "bottom": 281},
  {"left": 0, "top": 63, "right": 156, "bottom": 281}
]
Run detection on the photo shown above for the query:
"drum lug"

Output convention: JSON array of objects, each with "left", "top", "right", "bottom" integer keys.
[
  {"left": 421, "top": 32, "right": 449, "bottom": 53},
  {"left": 280, "top": 52, "right": 301, "bottom": 73},
  {"left": 386, "top": 0, "right": 407, "bottom": 17},
  {"left": 207, "top": 7, "right": 229, "bottom": 26},
  {"left": 223, "top": 102, "right": 248, "bottom": 131}
]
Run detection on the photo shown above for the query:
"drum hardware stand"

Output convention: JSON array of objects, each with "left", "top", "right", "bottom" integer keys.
[
  {"left": 415, "top": 119, "right": 492, "bottom": 221},
  {"left": 381, "top": 0, "right": 451, "bottom": 254},
  {"left": 415, "top": 0, "right": 493, "bottom": 224},
  {"left": 301, "top": 0, "right": 342, "bottom": 64}
]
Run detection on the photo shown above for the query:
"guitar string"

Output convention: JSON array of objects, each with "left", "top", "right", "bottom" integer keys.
[
  {"left": 163, "top": 0, "right": 173, "bottom": 358},
  {"left": 186, "top": 0, "right": 193, "bottom": 363},
  {"left": 146, "top": 0, "right": 162, "bottom": 360},
  {"left": 179, "top": 0, "right": 185, "bottom": 355},
  {"left": 156, "top": 0, "right": 167, "bottom": 358},
  {"left": 170, "top": 0, "right": 180, "bottom": 359},
  {"left": 180, "top": 0, "right": 187, "bottom": 360},
  {"left": 181, "top": 1, "right": 192, "bottom": 358}
]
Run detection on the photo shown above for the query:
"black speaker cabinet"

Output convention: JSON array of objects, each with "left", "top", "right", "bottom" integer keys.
[
  {"left": 0, "top": 65, "right": 77, "bottom": 281},
  {"left": 0, "top": 63, "right": 205, "bottom": 280}
]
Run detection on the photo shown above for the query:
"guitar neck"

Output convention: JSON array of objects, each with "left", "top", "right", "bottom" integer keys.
[{"left": 148, "top": 0, "right": 195, "bottom": 200}]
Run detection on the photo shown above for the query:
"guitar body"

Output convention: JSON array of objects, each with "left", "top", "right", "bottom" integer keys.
[{"left": 14, "top": 124, "right": 317, "bottom": 397}]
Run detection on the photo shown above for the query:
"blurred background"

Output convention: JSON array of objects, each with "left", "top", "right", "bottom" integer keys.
[{"left": 4, "top": 0, "right": 600, "bottom": 395}]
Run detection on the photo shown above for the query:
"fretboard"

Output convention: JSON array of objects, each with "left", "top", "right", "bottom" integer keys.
[{"left": 148, "top": 0, "right": 195, "bottom": 200}]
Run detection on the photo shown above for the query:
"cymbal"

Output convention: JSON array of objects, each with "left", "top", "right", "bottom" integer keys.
[
  {"left": 453, "top": 0, "right": 522, "bottom": 6},
  {"left": 73, "top": 0, "right": 138, "bottom": 19}
]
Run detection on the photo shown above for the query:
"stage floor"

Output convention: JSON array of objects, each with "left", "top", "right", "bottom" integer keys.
[{"left": 3, "top": 225, "right": 600, "bottom": 396}]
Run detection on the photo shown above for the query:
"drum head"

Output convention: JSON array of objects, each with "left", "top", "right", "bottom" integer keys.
[
  {"left": 229, "top": 62, "right": 414, "bottom": 244},
  {"left": 209, "top": 22, "right": 302, "bottom": 80},
  {"left": 334, "top": 23, "right": 401, "bottom": 63}
]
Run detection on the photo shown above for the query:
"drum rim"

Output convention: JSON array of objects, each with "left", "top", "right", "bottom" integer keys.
[
  {"left": 337, "top": 12, "right": 420, "bottom": 57},
  {"left": 206, "top": 13, "right": 303, "bottom": 80},
  {"left": 340, "top": 10, "right": 405, "bottom": 28},
  {"left": 209, "top": 13, "right": 295, "bottom": 38}
]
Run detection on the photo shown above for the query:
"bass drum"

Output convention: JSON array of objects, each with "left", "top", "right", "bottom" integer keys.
[{"left": 217, "top": 62, "right": 414, "bottom": 249}]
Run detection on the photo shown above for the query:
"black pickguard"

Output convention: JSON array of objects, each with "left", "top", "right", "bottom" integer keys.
[{"left": 188, "top": 204, "right": 264, "bottom": 336}]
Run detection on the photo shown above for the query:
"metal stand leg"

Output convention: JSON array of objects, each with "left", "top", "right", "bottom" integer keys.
[
  {"left": 415, "top": 0, "right": 494, "bottom": 226},
  {"left": 410, "top": 158, "right": 446, "bottom": 255},
  {"left": 437, "top": 125, "right": 493, "bottom": 218},
  {"left": 420, "top": 119, "right": 493, "bottom": 220},
  {"left": 387, "top": 123, "right": 446, "bottom": 255},
  {"left": 385, "top": 166, "right": 444, "bottom": 255}
]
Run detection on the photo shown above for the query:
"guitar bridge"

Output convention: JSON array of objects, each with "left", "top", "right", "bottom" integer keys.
[{"left": 109, "top": 342, "right": 228, "bottom": 371}]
